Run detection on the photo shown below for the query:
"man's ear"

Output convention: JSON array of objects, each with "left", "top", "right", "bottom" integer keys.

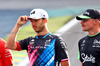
[
  {"left": 95, "top": 19, "right": 99, "bottom": 24},
  {"left": 44, "top": 19, "right": 47, "bottom": 23}
]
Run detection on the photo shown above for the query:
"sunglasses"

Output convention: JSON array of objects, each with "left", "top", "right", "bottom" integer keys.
[{"left": 82, "top": 19, "right": 89, "bottom": 22}]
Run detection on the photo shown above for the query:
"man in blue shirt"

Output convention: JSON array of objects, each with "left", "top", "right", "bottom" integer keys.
[{"left": 6, "top": 8, "right": 70, "bottom": 66}]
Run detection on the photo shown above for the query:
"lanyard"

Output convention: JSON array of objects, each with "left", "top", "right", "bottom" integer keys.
[{"left": 36, "top": 33, "right": 52, "bottom": 39}]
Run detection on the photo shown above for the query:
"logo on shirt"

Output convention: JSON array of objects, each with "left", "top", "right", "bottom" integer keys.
[
  {"left": 82, "top": 40, "right": 85, "bottom": 43},
  {"left": 29, "top": 39, "right": 35, "bottom": 45},
  {"left": 81, "top": 40, "right": 86, "bottom": 50},
  {"left": 59, "top": 39, "right": 67, "bottom": 50},
  {"left": 45, "top": 39, "right": 51, "bottom": 46},
  {"left": 5, "top": 49, "right": 12, "bottom": 58},
  {"left": 93, "top": 39, "right": 100, "bottom": 47},
  {"left": 81, "top": 53, "right": 95, "bottom": 63}
]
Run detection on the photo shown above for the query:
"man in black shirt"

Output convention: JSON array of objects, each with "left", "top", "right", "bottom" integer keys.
[
  {"left": 76, "top": 9, "right": 100, "bottom": 66},
  {"left": 6, "top": 8, "right": 70, "bottom": 66}
]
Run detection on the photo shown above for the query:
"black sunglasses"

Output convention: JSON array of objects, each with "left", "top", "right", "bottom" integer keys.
[{"left": 82, "top": 19, "right": 88, "bottom": 22}]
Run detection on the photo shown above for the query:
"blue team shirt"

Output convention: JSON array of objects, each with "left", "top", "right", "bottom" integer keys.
[{"left": 18, "top": 33, "right": 68, "bottom": 66}]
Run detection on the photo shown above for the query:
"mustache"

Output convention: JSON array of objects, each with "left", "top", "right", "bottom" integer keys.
[
  {"left": 81, "top": 24, "right": 85, "bottom": 26},
  {"left": 33, "top": 26, "right": 37, "bottom": 27}
]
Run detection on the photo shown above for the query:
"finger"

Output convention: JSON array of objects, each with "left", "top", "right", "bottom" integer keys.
[
  {"left": 27, "top": 16, "right": 30, "bottom": 18},
  {"left": 20, "top": 17, "right": 24, "bottom": 21},
  {"left": 17, "top": 16, "right": 22, "bottom": 22},
  {"left": 22, "top": 16, "right": 26, "bottom": 21},
  {"left": 25, "top": 16, "right": 30, "bottom": 21}
]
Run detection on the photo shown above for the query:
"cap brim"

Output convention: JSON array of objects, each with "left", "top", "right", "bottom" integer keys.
[
  {"left": 28, "top": 17, "right": 42, "bottom": 19},
  {"left": 28, "top": 15, "right": 42, "bottom": 19},
  {"left": 76, "top": 15, "right": 91, "bottom": 20}
]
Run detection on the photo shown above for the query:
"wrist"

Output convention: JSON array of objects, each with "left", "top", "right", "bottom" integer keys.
[
  {"left": 16, "top": 23, "right": 22, "bottom": 28},
  {"left": 14, "top": 24, "right": 21, "bottom": 31}
]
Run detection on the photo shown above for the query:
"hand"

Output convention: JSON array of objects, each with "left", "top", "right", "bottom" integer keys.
[{"left": 17, "top": 16, "right": 29, "bottom": 27}]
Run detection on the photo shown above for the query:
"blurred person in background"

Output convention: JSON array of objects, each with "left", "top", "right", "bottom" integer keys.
[
  {"left": 6, "top": 8, "right": 70, "bottom": 66},
  {"left": 76, "top": 9, "right": 100, "bottom": 66},
  {"left": 0, "top": 38, "right": 13, "bottom": 66}
]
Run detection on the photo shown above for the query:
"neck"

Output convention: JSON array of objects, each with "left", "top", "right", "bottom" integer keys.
[
  {"left": 37, "top": 24, "right": 49, "bottom": 36},
  {"left": 37, "top": 30, "right": 49, "bottom": 36},
  {"left": 88, "top": 28, "right": 100, "bottom": 36}
]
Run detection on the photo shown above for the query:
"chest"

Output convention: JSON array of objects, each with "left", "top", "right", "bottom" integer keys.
[
  {"left": 30, "top": 39, "right": 52, "bottom": 48},
  {"left": 80, "top": 38, "right": 100, "bottom": 54},
  {"left": 28, "top": 38, "right": 56, "bottom": 53}
]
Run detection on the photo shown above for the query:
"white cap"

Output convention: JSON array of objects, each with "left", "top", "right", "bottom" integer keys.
[{"left": 28, "top": 8, "right": 49, "bottom": 20}]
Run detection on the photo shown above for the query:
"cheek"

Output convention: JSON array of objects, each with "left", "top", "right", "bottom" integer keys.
[
  {"left": 39, "top": 21, "right": 44, "bottom": 27},
  {"left": 31, "top": 22, "right": 34, "bottom": 26},
  {"left": 88, "top": 22, "right": 95, "bottom": 27},
  {"left": 81, "top": 23, "right": 90, "bottom": 29}
]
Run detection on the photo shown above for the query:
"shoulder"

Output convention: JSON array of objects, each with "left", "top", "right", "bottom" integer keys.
[
  {"left": 0, "top": 38, "right": 6, "bottom": 48},
  {"left": 50, "top": 35, "right": 65, "bottom": 44},
  {"left": 78, "top": 36, "right": 88, "bottom": 46},
  {"left": 25, "top": 36, "right": 35, "bottom": 40},
  {"left": 0, "top": 38, "right": 6, "bottom": 53},
  {"left": 79, "top": 36, "right": 88, "bottom": 42},
  {"left": 26, "top": 36, "right": 35, "bottom": 40},
  {"left": 0, "top": 38, "right": 5, "bottom": 44},
  {"left": 52, "top": 35, "right": 66, "bottom": 45},
  {"left": 19, "top": 36, "right": 35, "bottom": 42},
  {"left": 51, "top": 34, "right": 63, "bottom": 40},
  {"left": 47, "top": 35, "right": 64, "bottom": 45}
]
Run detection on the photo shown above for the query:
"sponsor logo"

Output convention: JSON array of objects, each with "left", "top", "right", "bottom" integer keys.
[
  {"left": 93, "top": 39, "right": 100, "bottom": 47},
  {"left": 45, "top": 39, "right": 51, "bottom": 46},
  {"left": 81, "top": 40, "right": 86, "bottom": 50},
  {"left": 81, "top": 53, "right": 95, "bottom": 63},
  {"left": 31, "top": 11, "right": 35, "bottom": 15},
  {"left": 84, "top": 11, "right": 90, "bottom": 15},
  {"left": 82, "top": 40, "right": 85, "bottom": 43},
  {"left": 60, "top": 39, "right": 67, "bottom": 49},
  {"left": 29, "top": 39, "right": 35, "bottom": 45}
]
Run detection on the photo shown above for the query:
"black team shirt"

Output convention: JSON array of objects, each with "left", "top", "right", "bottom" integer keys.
[{"left": 78, "top": 32, "right": 100, "bottom": 66}]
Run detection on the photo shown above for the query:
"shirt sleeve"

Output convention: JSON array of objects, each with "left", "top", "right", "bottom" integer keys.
[
  {"left": 78, "top": 40, "right": 83, "bottom": 62},
  {"left": 0, "top": 38, "right": 13, "bottom": 66},
  {"left": 55, "top": 36, "right": 69, "bottom": 62},
  {"left": 18, "top": 37, "right": 31, "bottom": 51},
  {"left": 15, "top": 41, "right": 22, "bottom": 51}
]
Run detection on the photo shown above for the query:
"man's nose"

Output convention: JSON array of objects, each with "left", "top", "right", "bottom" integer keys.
[
  {"left": 81, "top": 21, "right": 84, "bottom": 24},
  {"left": 31, "top": 22, "right": 36, "bottom": 25}
]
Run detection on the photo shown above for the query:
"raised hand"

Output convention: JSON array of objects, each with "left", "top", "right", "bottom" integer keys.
[{"left": 17, "top": 16, "right": 30, "bottom": 27}]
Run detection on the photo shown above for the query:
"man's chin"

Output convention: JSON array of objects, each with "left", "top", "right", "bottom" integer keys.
[
  {"left": 35, "top": 31, "right": 41, "bottom": 33},
  {"left": 82, "top": 29, "right": 88, "bottom": 31}
]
